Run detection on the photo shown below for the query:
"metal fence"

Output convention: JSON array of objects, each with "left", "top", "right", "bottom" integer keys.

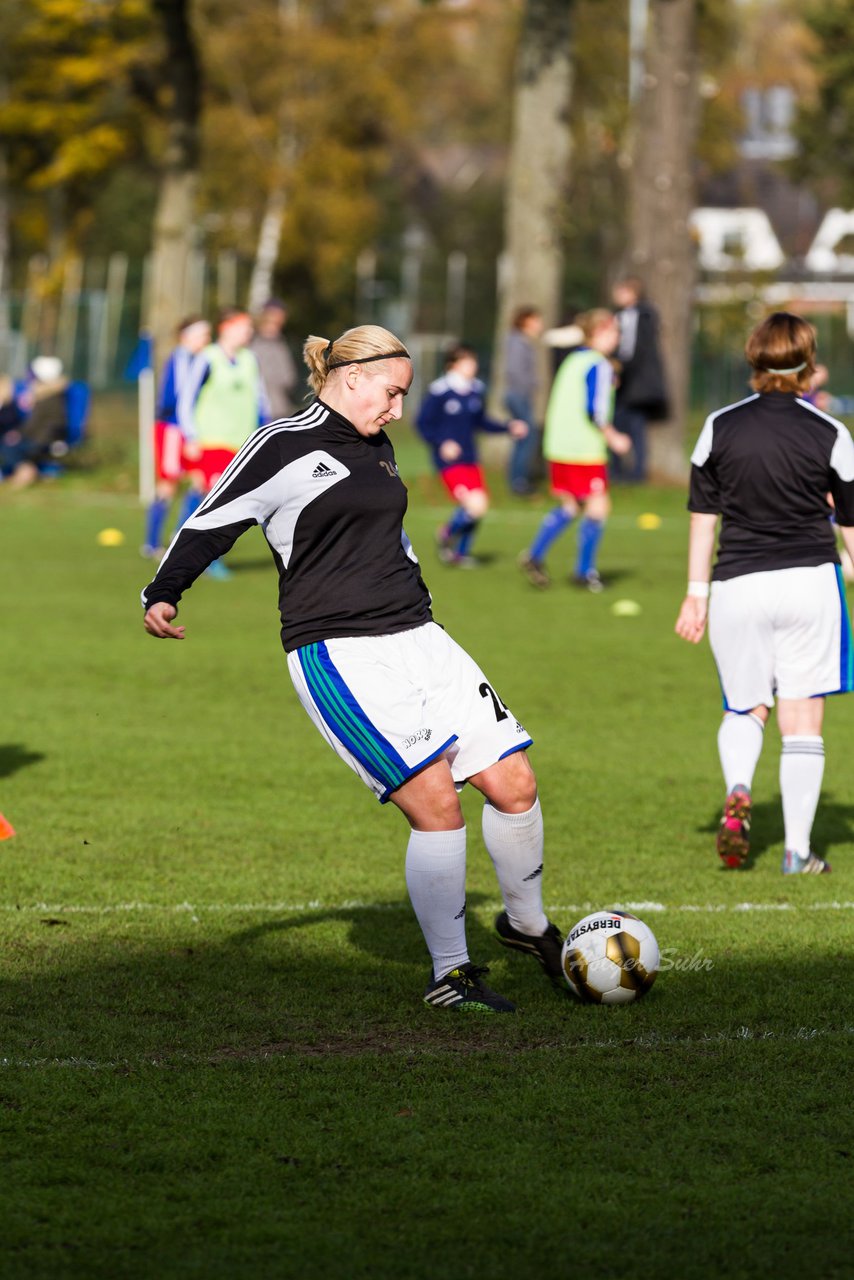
[{"left": 3, "top": 250, "right": 854, "bottom": 414}]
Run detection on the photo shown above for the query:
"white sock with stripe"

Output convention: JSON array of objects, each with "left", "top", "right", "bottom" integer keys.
[
  {"left": 482, "top": 798, "right": 549, "bottom": 937},
  {"left": 718, "top": 711, "right": 765, "bottom": 793},
  {"left": 404, "top": 827, "right": 469, "bottom": 981},
  {"left": 780, "top": 736, "right": 825, "bottom": 856}
]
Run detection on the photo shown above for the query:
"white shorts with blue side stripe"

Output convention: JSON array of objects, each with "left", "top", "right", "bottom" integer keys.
[
  {"left": 709, "top": 563, "right": 853, "bottom": 712},
  {"left": 287, "top": 622, "right": 532, "bottom": 802}
]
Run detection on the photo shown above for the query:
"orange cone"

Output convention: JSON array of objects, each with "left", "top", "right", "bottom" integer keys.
[{"left": 0, "top": 812, "right": 15, "bottom": 840}]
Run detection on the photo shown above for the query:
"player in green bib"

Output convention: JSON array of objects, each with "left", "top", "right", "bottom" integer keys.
[
  {"left": 520, "top": 309, "right": 630, "bottom": 591},
  {"left": 176, "top": 308, "right": 268, "bottom": 578},
  {"left": 192, "top": 342, "right": 261, "bottom": 452}
]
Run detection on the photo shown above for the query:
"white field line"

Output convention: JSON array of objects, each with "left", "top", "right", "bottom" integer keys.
[
  {"left": 1, "top": 1024, "right": 851, "bottom": 1072},
  {"left": 1, "top": 899, "right": 854, "bottom": 919}
]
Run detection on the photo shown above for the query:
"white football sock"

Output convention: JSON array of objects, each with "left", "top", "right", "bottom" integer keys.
[
  {"left": 718, "top": 711, "right": 765, "bottom": 794},
  {"left": 482, "top": 798, "right": 549, "bottom": 937},
  {"left": 404, "top": 826, "right": 469, "bottom": 981},
  {"left": 780, "top": 736, "right": 825, "bottom": 856}
]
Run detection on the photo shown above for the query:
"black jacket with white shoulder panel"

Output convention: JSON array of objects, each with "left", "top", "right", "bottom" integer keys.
[
  {"left": 141, "top": 399, "right": 433, "bottom": 651},
  {"left": 688, "top": 391, "right": 854, "bottom": 581}
]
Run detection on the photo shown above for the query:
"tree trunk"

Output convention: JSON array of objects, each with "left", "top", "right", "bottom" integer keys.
[
  {"left": 0, "top": 72, "right": 10, "bottom": 350},
  {"left": 493, "top": 0, "right": 574, "bottom": 416},
  {"left": 149, "top": 169, "right": 199, "bottom": 363},
  {"left": 627, "top": 0, "right": 699, "bottom": 482},
  {"left": 247, "top": 1, "right": 300, "bottom": 315},
  {"left": 0, "top": 135, "right": 10, "bottom": 350},
  {"left": 247, "top": 190, "right": 286, "bottom": 316},
  {"left": 147, "top": 0, "right": 202, "bottom": 373}
]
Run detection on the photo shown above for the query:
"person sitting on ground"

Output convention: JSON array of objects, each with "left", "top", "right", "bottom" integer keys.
[
  {"left": 0, "top": 375, "right": 24, "bottom": 443},
  {"left": 0, "top": 357, "right": 69, "bottom": 488}
]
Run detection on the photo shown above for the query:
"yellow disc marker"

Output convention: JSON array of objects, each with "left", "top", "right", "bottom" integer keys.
[
  {"left": 637, "top": 512, "right": 662, "bottom": 530},
  {"left": 611, "top": 599, "right": 642, "bottom": 617},
  {"left": 97, "top": 528, "right": 125, "bottom": 547}
]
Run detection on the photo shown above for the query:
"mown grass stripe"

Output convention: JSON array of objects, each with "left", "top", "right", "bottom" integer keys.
[{"left": 3, "top": 1024, "right": 852, "bottom": 1071}]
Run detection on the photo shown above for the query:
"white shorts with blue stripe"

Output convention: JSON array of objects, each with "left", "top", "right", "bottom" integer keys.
[
  {"left": 708, "top": 563, "right": 854, "bottom": 712},
  {"left": 287, "top": 621, "right": 533, "bottom": 802}
]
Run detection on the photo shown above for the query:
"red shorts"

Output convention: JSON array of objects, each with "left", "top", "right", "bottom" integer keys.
[
  {"left": 154, "top": 422, "right": 185, "bottom": 483},
  {"left": 549, "top": 462, "right": 608, "bottom": 501},
  {"left": 185, "top": 447, "right": 238, "bottom": 491},
  {"left": 440, "top": 463, "right": 487, "bottom": 498}
]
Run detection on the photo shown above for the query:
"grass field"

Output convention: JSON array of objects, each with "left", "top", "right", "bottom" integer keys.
[{"left": 1, "top": 432, "right": 853, "bottom": 1278}]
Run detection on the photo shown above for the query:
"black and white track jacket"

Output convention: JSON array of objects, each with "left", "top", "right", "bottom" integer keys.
[{"left": 141, "top": 400, "right": 433, "bottom": 651}]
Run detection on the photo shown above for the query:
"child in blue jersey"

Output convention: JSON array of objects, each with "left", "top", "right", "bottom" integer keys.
[
  {"left": 416, "top": 344, "right": 527, "bottom": 566},
  {"left": 520, "top": 310, "right": 630, "bottom": 591},
  {"left": 142, "top": 316, "right": 210, "bottom": 557}
]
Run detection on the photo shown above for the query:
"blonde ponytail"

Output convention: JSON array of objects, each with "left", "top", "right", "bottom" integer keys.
[{"left": 303, "top": 325, "right": 410, "bottom": 395}]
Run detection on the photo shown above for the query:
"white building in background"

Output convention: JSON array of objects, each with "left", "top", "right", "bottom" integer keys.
[
  {"left": 690, "top": 208, "right": 785, "bottom": 272},
  {"left": 805, "top": 210, "right": 854, "bottom": 274},
  {"left": 739, "top": 86, "right": 798, "bottom": 162}
]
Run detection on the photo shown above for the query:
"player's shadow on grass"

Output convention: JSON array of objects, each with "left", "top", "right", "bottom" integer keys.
[
  {"left": 0, "top": 743, "right": 45, "bottom": 778},
  {"left": 3, "top": 893, "right": 575, "bottom": 1061},
  {"left": 433, "top": 551, "right": 500, "bottom": 568},
  {"left": 597, "top": 567, "right": 634, "bottom": 589},
  {"left": 5, "top": 925, "right": 853, "bottom": 1063},
  {"left": 699, "top": 791, "right": 854, "bottom": 868},
  {"left": 225, "top": 890, "right": 498, "bottom": 975}
]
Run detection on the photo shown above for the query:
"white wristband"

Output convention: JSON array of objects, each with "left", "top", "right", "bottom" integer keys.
[{"left": 688, "top": 580, "right": 710, "bottom": 599}]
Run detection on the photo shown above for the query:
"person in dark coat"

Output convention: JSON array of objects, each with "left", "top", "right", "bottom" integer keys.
[{"left": 610, "top": 277, "right": 668, "bottom": 483}]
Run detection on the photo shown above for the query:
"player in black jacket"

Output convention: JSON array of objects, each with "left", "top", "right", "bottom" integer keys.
[
  {"left": 143, "top": 324, "right": 563, "bottom": 1012},
  {"left": 676, "top": 312, "right": 854, "bottom": 874}
]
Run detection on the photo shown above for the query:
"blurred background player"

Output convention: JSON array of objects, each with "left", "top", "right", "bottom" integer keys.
[
  {"left": 675, "top": 311, "right": 854, "bottom": 875},
  {"left": 177, "top": 307, "right": 267, "bottom": 578},
  {"left": 519, "top": 310, "right": 630, "bottom": 590},
  {"left": 503, "top": 305, "right": 544, "bottom": 495},
  {"left": 610, "top": 276, "right": 668, "bottom": 484},
  {"left": 416, "top": 343, "right": 527, "bottom": 567},
  {"left": 142, "top": 315, "right": 211, "bottom": 558},
  {"left": 250, "top": 298, "right": 299, "bottom": 422},
  {"left": 804, "top": 361, "right": 831, "bottom": 412}
]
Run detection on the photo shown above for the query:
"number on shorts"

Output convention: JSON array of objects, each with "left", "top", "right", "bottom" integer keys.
[{"left": 479, "top": 681, "right": 509, "bottom": 722}]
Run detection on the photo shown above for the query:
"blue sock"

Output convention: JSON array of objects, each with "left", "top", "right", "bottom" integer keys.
[
  {"left": 576, "top": 517, "right": 605, "bottom": 577},
  {"left": 145, "top": 498, "right": 169, "bottom": 550},
  {"left": 447, "top": 507, "right": 471, "bottom": 538},
  {"left": 457, "top": 519, "right": 480, "bottom": 557},
  {"left": 178, "top": 490, "right": 203, "bottom": 528},
  {"left": 530, "top": 507, "right": 572, "bottom": 562}
]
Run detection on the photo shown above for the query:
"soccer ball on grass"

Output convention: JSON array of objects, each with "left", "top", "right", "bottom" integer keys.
[{"left": 561, "top": 910, "right": 659, "bottom": 1004}]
